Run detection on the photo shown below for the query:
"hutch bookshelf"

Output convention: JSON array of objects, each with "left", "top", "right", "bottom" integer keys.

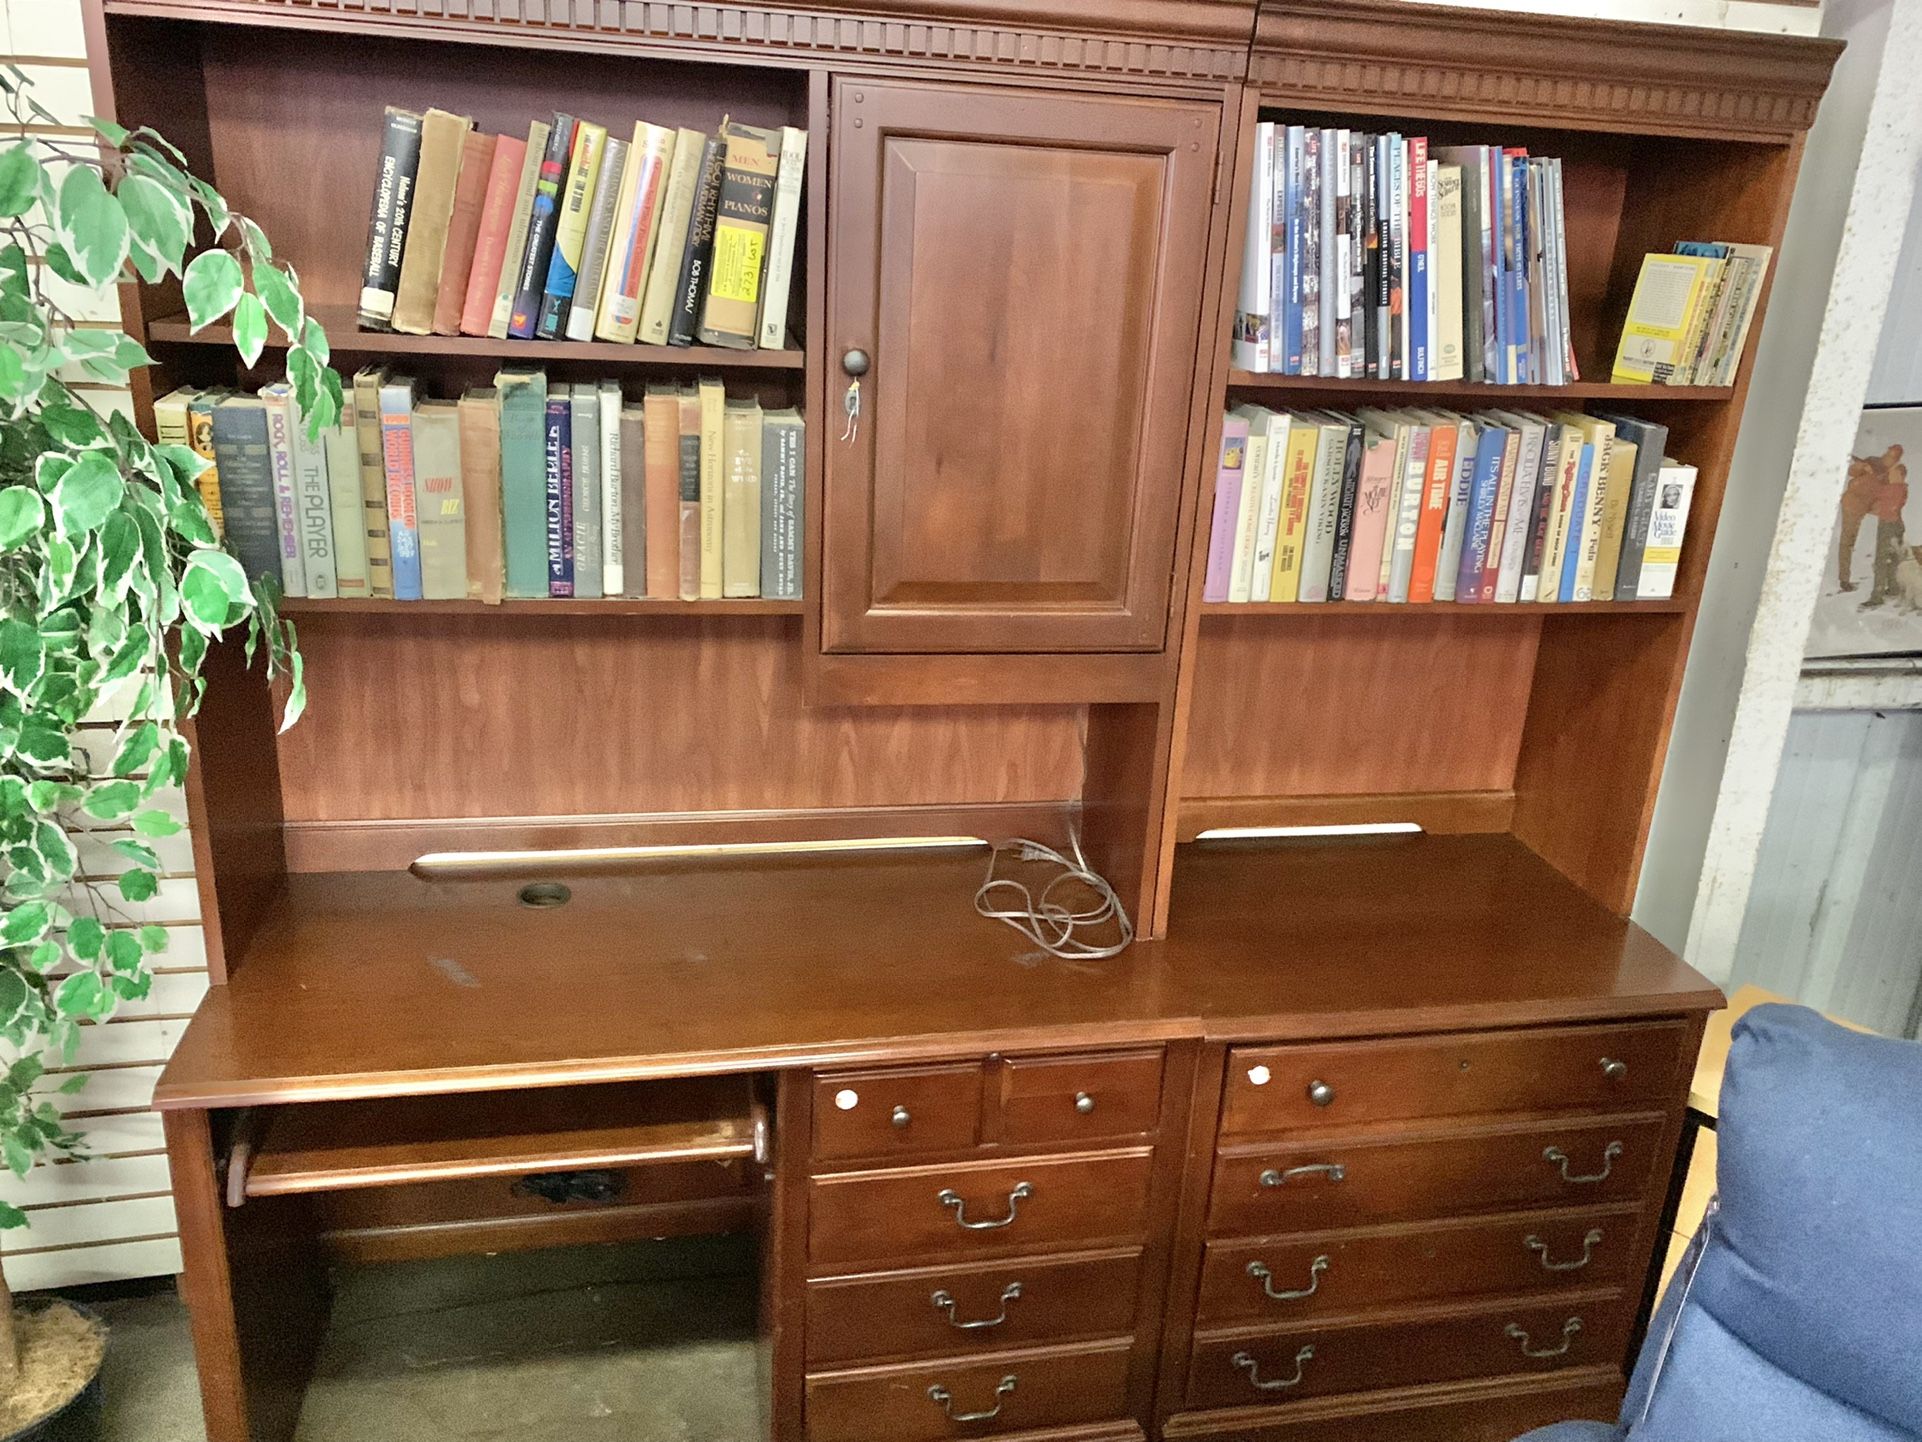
[{"left": 81, "top": 0, "right": 1838, "bottom": 1438}]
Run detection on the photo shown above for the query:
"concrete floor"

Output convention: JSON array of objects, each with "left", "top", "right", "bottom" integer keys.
[{"left": 86, "top": 1236, "right": 762, "bottom": 1442}]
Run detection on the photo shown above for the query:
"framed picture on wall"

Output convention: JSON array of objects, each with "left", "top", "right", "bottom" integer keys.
[{"left": 1806, "top": 405, "right": 1922, "bottom": 660}]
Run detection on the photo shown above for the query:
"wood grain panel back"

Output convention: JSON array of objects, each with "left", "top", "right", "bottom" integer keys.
[
  {"left": 273, "top": 615, "right": 1085, "bottom": 823},
  {"left": 1182, "top": 615, "right": 1541, "bottom": 803}
]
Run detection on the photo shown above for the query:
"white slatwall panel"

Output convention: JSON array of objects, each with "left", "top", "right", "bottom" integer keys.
[{"left": 1732, "top": 708, "right": 1922, "bottom": 1036}]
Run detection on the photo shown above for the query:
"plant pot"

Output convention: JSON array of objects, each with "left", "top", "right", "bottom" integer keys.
[{"left": 1, "top": 1300, "right": 106, "bottom": 1442}]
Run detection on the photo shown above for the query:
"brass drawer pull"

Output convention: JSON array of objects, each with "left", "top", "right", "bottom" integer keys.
[
  {"left": 1508, "top": 1317, "right": 1582, "bottom": 1359},
  {"left": 1232, "top": 1344, "right": 1314, "bottom": 1391},
  {"left": 939, "top": 1181, "right": 1034, "bottom": 1229},
  {"left": 1601, "top": 1057, "right": 1628, "bottom": 1081},
  {"left": 1544, "top": 1141, "right": 1623, "bottom": 1184},
  {"left": 927, "top": 1374, "right": 1016, "bottom": 1422},
  {"left": 1074, "top": 1090, "right": 1096, "bottom": 1114},
  {"left": 891, "top": 1105, "right": 912, "bottom": 1129},
  {"left": 1259, "top": 1162, "right": 1346, "bottom": 1187},
  {"left": 1526, "top": 1229, "right": 1603, "bottom": 1272},
  {"left": 1248, "top": 1254, "right": 1328, "bottom": 1302},
  {"left": 930, "top": 1282, "right": 1022, "bottom": 1330}
]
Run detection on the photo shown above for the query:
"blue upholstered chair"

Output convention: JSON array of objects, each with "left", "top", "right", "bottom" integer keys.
[{"left": 1517, "top": 1003, "right": 1922, "bottom": 1442}]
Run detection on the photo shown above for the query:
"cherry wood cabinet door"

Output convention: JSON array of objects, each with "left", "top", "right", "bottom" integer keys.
[{"left": 823, "top": 78, "right": 1219, "bottom": 654}]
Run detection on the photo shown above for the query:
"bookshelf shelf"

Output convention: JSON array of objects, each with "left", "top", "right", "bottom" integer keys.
[
  {"left": 1225, "top": 371, "right": 1733, "bottom": 402},
  {"left": 145, "top": 307, "right": 806, "bottom": 372},
  {"left": 278, "top": 597, "right": 805, "bottom": 617},
  {"left": 1200, "top": 599, "right": 1688, "bottom": 616}
]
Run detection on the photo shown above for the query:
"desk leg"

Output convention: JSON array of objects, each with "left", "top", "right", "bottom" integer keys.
[{"left": 164, "top": 1109, "right": 330, "bottom": 1442}]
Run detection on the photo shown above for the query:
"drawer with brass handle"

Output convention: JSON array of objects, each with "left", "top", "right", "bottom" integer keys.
[
  {"left": 805, "top": 1336, "right": 1134, "bottom": 1442},
  {"left": 1185, "top": 1291, "right": 1634, "bottom": 1410},
  {"left": 1208, "top": 1114, "right": 1666, "bottom": 1235},
  {"left": 1194, "top": 1204, "right": 1642, "bottom": 1326},
  {"left": 809, "top": 1149, "right": 1155, "bottom": 1266},
  {"left": 1220, "top": 1021, "right": 1690, "bottom": 1136},
  {"left": 805, "top": 1247, "right": 1143, "bottom": 1364},
  {"left": 812, "top": 1063, "right": 983, "bottom": 1162}
]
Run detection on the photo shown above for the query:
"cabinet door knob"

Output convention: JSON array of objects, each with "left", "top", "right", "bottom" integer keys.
[
  {"left": 891, "top": 1105, "right": 911, "bottom": 1129},
  {"left": 1074, "top": 1091, "right": 1096, "bottom": 1115},
  {"left": 842, "top": 348, "right": 871, "bottom": 376},
  {"left": 1600, "top": 1057, "right": 1628, "bottom": 1081},
  {"left": 1307, "top": 1080, "right": 1335, "bottom": 1107}
]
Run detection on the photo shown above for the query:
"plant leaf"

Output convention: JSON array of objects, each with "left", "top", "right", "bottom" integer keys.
[
  {"left": 0, "top": 618, "right": 42, "bottom": 696},
  {"left": 117, "top": 868, "right": 159, "bottom": 903},
  {"left": 118, "top": 173, "right": 191, "bottom": 280},
  {"left": 182, "top": 249, "right": 244, "bottom": 331},
  {"left": 0, "top": 143, "right": 38, "bottom": 219},
  {"left": 180, "top": 547, "right": 249, "bottom": 631},
  {"left": 131, "top": 808, "right": 183, "bottom": 838},
  {"left": 252, "top": 261, "right": 302, "bottom": 337},
  {"left": 232, "top": 291, "right": 267, "bottom": 367},
  {"left": 55, "top": 164, "right": 130, "bottom": 288},
  {"left": 50, "top": 450, "right": 124, "bottom": 535}
]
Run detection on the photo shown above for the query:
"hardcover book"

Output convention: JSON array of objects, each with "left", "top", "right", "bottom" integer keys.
[
  {"left": 1203, "top": 415, "right": 1249, "bottom": 603},
  {"left": 757, "top": 127, "right": 809, "bottom": 351},
  {"left": 1270, "top": 417, "right": 1318, "bottom": 603},
  {"left": 568, "top": 383, "right": 602, "bottom": 598},
  {"left": 538, "top": 120, "right": 607, "bottom": 340},
  {"left": 185, "top": 389, "right": 226, "bottom": 539},
  {"left": 565, "top": 134, "right": 627, "bottom": 344},
  {"left": 722, "top": 396, "right": 763, "bottom": 597},
  {"left": 1297, "top": 413, "right": 1348, "bottom": 603},
  {"left": 510, "top": 114, "right": 577, "bottom": 339},
  {"left": 670, "top": 134, "right": 727, "bottom": 348},
  {"left": 620, "top": 402, "right": 648, "bottom": 598},
  {"left": 488, "top": 120, "right": 549, "bottom": 340},
  {"left": 377, "top": 377, "right": 423, "bottom": 601},
  {"left": 698, "top": 120, "right": 781, "bottom": 349},
  {"left": 1591, "top": 437, "right": 1639, "bottom": 601},
  {"left": 353, "top": 366, "right": 393, "bottom": 598},
  {"left": 1593, "top": 414, "right": 1669, "bottom": 600},
  {"left": 432, "top": 130, "right": 498, "bottom": 336},
  {"left": 322, "top": 411, "right": 365, "bottom": 596},
  {"left": 643, "top": 383, "right": 682, "bottom": 600},
  {"left": 208, "top": 395, "right": 280, "bottom": 584},
  {"left": 599, "top": 380, "right": 626, "bottom": 596},
  {"left": 1325, "top": 418, "right": 1364, "bottom": 599},
  {"left": 1638, "top": 462, "right": 1697, "bottom": 599},
  {"left": 598, "top": 123, "right": 677, "bottom": 345},
  {"left": 636, "top": 126, "right": 703, "bottom": 346},
  {"left": 697, "top": 377, "right": 726, "bottom": 597},
  {"left": 459, "top": 132, "right": 527, "bottom": 338},
  {"left": 1234, "top": 120, "right": 1274, "bottom": 372},
  {"left": 761, "top": 408, "right": 805, "bottom": 600},
  {"left": 259, "top": 383, "right": 306, "bottom": 598},
  {"left": 497, "top": 368, "right": 549, "bottom": 599},
  {"left": 391, "top": 108, "right": 474, "bottom": 336},
  {"left": 676, "top": 385, "right": 702, "bottom": 601},
  {"left": 1433, "top": 418, "right": 1478, "bottom": 601},
  {"left": 412, "top": 399, "right": 468, "bottom": 602},
  {"left": 358, "top": 107, "right": 423, "bottom": 329},
  {"left": 1344, "top": 425, "right": 1397, "bottom": 603},
  {"left": 544, "top": 383, "right": 575, "bottom": 597},
  {"left": 459, "top": 388, "right": 505, "bottom": 604}
]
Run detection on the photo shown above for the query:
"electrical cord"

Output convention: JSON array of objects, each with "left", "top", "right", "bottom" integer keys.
[{"left": 974, "top": 833, "right": 1134, "bottom": 960}]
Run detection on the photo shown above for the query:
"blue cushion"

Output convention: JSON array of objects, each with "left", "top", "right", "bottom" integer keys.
[{"left": 1686, "top": 1004, "right": 1922, "bottom": 1437}]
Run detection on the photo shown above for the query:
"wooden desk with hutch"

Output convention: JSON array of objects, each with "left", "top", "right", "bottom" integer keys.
[{"left": 83, "top": 0, "right": 1837, "bottom": 1438}]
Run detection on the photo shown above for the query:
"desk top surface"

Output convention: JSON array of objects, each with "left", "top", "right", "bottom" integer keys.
[{"left": 155, "top": 833, "right": 1722, "bottom": 1109}]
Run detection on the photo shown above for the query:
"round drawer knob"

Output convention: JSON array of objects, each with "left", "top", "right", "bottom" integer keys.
[
  {"left": 1307, "top": 1080, "right": 1335, "bottom": 1108},
  {"left": 1074, "top": 1091, "right": 1096, "bottom": 1115},
  {"left": 1601, "top": 1058, "right": 1628, "bottom": 1082},
  {"left": 891, "top": 1105, "right": 911, "bottom": 1129},
  {"left": 842, "top": 348, "right": 871, "bottom": 377}
]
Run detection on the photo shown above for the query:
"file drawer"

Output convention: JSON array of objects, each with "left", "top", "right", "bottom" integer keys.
[
  {"left": 994, "top": 1048, "right": 1165, "bottom": 1145},
  {"left": 813, "top": 1063, "right": 983, "bottom": 1162},
  {"left": 806, "top": 1247, "right": 1143, "bottom": 1365},
  {"left": 1220, "top": 1021, "right": 1690, "bottom": 1137},
  {"left": 1185, "top": 1291, "right": 1634, "bottom": 1410},
  {"left": 1194, "top": 1204, "right": 1642, "bottom": 1327},
  {"left": 1208, "top": 1115, "right": 1665, "bottom": 1235},
  {"left": 810, "top": 1149, "right": 1155, "bottom": 1267},
  {"left": 806, "top": 1337, "right": 1134, "bottom": 1442}
]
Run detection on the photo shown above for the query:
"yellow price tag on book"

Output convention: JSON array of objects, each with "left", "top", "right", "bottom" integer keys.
[{"left": 709, "top": 227, "right": 766, "bottom": 305}]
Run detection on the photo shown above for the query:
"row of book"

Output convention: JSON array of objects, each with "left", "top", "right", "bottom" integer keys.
[
  {"left": 1232, "top": 126, "right": 1579, "bottom": 385},
  {"left": 359, "top": 105, "right": 804, "bottom": 351},
  {"left": 1204, "top": 405, "right": 1697, "bottom": 605},
  {"left": 156, "top": 374, "right": 804, "bottom": 604},
  {"left": 1611, "top": 244, "right": 1772, "bottom": 387}
]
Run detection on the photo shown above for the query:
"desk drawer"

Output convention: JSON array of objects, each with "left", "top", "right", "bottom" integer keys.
[
  {"left": 1221, "top": 1022, "right": 1689, "bottom": 1136},
  {"left": 806, "top": 1248, "right": 1142, "bottom": 1365},
  {"left": 1208, "top": 1115, "right": 1665, "bottom": 1235},
  {"left": 806, "top": 1337, "right": 1133, "bottom": 1442},
  {"left": 1185, "top": 1292, "right": 1633, "bottom": 1410},
  {"left": 994, "top": 1049, "right": 1164, "bottom": 1145},
  {"left": 1195, "top": 1205, "right": 1642, "bottom": 1327},
  {"left": 813, "top": 1064, "right": 983, "bottom": 1162},
  {"left": 810, "top": 1150, "right": 1155, "bottom": 1267}
]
